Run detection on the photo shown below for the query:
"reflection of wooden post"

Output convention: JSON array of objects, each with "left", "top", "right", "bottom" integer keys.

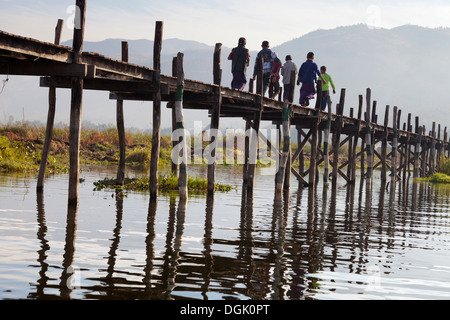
[
  {"left": 68, "top": 1, "right": 86, "bottom": 205},
  {"left": 116, "top": 41, "right": 128, "bottom": 186},
  {"left": 207, "top": 43, "right": 223, "bottom": 195},
  {"left": 37, "top": 19, "right": 64, "bottom": 192},
  {"left": 149, "top": 21, "right": 163, "bottom": 200}
]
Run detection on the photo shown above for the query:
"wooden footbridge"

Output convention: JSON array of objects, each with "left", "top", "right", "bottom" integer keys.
[{"left": 1, "top": 1, "right": 448, "bottom": 205}]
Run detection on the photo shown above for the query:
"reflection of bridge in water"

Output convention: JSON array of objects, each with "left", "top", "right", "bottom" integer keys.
[
  {"left": 28, "top": 178, "right": 449, "bottom": 300},
  {"left": 0, "top": 0, "right": 448, "bottom": 206}
]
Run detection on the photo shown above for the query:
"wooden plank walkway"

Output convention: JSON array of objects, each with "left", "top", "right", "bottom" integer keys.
[{"left": 1, "top": 11, "right": 448, "bottom": 205}]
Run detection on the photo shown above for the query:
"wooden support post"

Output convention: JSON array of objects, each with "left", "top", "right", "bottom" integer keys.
[
  {"left": 380, "top": 105, "right": 389, "bottom": 182},
  {"left": 364, "top": 88, "right": 373, "bottom": 180},
  {"left": 414, "top": 126, "right": 423, "bottom": 179},
  {"left": 171, "top": 57, "right": 178, "bottom": 176},
  {"left": 68, "top": 1, "right": 86, "bottom": 206},
  {"left": 331, "top": 88, "right": 345, "bottom": 186},
  {"left": 284, "top": 71, "right": 296, "bottom": 191},
  {"left": 347, "top": 108, "right": 354, "bottom": 180},
  {"left": 275, "top": 101, "right": 291, "bottom": 192},
  {"left": 350, "top": 96, "right": 363, "bottom": 182},
  {"left": 357, "top": 95, "right": 365, "bottom": 179},
  {"left": 315, "top": 79, "right": 323, "bottom": 110},
  {"left": 248, "top": 78, "right": 254, "bottom": 93},
  {"left": 247, "top": 57, "right": 264, "bottom": 192},
  {"left": 421, "top": 125, "right": 427, "bottom": 177},
  {"left": 149, "top": 21, "right": 163, "bottom": 200},
  {"left": 437, "top": 124, "right": 442, "bottom": 172},
  {"left": 308, "top": 80, "right": 323, "bottom": 188},
  {"left": 400, "top": 122, "right": 406, "bottom": 180},
  {"left": 444, "top": 127, "right": 448, "bottom": 159},
  {"left": 296, "top": 125, "right": 305, "bottom": 185},
  {"left": 391, "top": 106, "right": 398, "bottom": 186},
  {"left": 283, "top": 136, "right": 292, "bottom": 191},
  {"left": 174, "top": 53, "right": 187, "bottom": 199},
  {"left": 275, "top": 71, "right": 295, "bottom": 193},
  {"left": 37, "top": 19, "right": 64, "bottom": 192},
  {"left": 116, "top": 41, "right": 128, "bottom": 186},
  {"left": 405, "top": 113, "right": 412, "bottom": 178},
  {"left": 243, "top": 120, "right": 250, "bottom": 184},
  {"left": 323, "top": 96, "right": 332, "bottom": 187},
  {"left": 207, "top": 43, "right": 223, "bottom": 195},
  {"left": 430, "top": 122, "right": 436, "bottom": 174},
  {"left": 309, "top": 117, "right": 319, "bottom": 187},
  {"left": 371, "top": 100, "right": 377, "bottom": 175}
]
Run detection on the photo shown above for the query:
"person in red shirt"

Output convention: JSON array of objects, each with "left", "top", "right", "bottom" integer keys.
[{"left": 269, "top": 57, "right": 282, "bottom": 99}]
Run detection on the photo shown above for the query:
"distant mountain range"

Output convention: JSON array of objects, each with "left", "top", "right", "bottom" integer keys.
[{"left": 1, "top": 24, "right": 449, "bottom": 133}]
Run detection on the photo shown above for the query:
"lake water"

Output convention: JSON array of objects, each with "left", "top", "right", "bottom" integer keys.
[{"left": 0, "top": 165, "right": 449, "bottom": 300}]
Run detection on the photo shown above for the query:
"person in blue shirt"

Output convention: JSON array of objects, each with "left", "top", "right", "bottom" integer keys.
[
  {"left": 252, "top": 41, "right": 281, "bottom": 96},
  {"left": 297, "top": 52, "right": 326, "bottom": 107}
]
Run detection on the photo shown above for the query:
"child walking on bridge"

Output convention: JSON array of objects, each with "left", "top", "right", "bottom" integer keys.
[{"left": 320, "top": 66, "right": 336, "bottom": 110}]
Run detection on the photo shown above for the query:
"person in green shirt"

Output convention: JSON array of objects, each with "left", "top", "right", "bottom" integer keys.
[{"left": 320, "top": 66, "right": 336, "bottom": 111}]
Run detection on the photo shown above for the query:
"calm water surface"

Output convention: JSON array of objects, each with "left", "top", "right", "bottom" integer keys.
[{"left": 0, "top": 165, "right": 449, "bottom": 300}]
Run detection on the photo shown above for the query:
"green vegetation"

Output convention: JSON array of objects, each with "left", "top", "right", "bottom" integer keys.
[
  {"left": 415, "top": 157, "right": 450, "bottom": 184},
  {"left": 0, "top": 135, "right": 67, "bottom": 173},
  {"left": 427, "top": 173, "right": 450, "bottom": 183},
  {"left": 93, "top": 174, "right": 235, "bottom": 193},
  {"left": 0, "top": 123, "right": 172, "bottom": 172},
  {"left": 439, "top": 157, "right": 450, "bottom": 176}
]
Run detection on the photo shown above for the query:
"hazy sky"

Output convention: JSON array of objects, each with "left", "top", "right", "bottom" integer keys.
[{"left": 1, "top": 0, "right": 450, "bottom": 51}]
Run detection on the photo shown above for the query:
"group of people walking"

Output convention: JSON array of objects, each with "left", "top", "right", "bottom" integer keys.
[{"left": 227, "top": 38, "right": 335, "bottom": 110}]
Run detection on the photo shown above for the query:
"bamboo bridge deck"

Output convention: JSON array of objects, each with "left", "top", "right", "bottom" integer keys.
[{"left": 0, "top": 5, "right": 448, "bottom": 205}]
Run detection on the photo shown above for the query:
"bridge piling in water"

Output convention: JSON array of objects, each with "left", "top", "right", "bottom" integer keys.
[
  {"left": 68, "top": 0, "right": 87, "bottom": 206},
  {"left": 36, "top": 19, "right": 64, "bottom": 192}
]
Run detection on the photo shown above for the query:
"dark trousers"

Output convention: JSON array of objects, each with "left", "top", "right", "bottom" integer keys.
[
  {"left": 231, "top": 71, "right": 247, "bottom": 90},
  {"left": 269, "top": 81, "right": 280, "bottom": 99},
  {"left": 262, "top": 72, "right": 271, "bottom": 96},
  {"left": 321, "top": 91, "right": 330, "bottom": 110},
  {"left": 283, "top": 84, "right": 294, "bottom": 102}
]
